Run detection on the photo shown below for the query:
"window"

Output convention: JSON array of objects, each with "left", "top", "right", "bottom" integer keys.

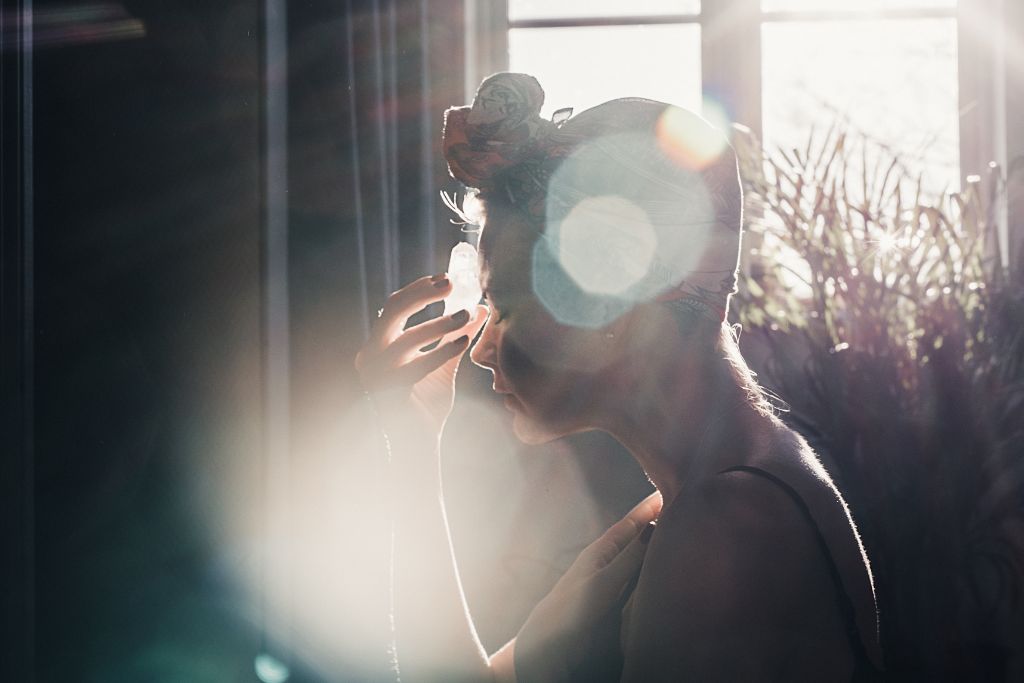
[
  {"left": 761, "top": 1, "right": 960, "bottom": 194},
  {"left": 509, "top": 24, "right": 703, "bottom": 117},
  {"left": 493, "top": 0, "right": 989, "bottom": 198},
  {"left": 506, "top": 1, "right": 703, "bottom": 119}
]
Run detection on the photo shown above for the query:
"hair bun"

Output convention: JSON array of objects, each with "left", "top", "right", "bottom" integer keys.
[{"left": 442, "top": 72, "right": 555, "bottom": 190}]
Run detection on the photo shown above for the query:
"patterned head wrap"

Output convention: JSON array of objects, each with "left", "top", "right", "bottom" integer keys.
[{"left": 443, "top": 72, "right": 743, "bottom": 323}]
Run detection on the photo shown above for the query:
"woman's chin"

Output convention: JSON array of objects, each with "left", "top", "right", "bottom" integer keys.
[{"left": 507, "top": 404, "right": 561, "bottom": 445}]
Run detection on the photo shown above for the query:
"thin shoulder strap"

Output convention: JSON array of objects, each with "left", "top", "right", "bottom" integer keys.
[{"left": 719, "top": 463, "right": 885, "bottom": 677}]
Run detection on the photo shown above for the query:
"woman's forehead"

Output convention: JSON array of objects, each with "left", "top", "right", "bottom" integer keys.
[
  {"left": 479, "top": 241, "right": 525, "bottom": 300},
  {"left": 478, "top": 212, "right": 536, "bottom": 288}
]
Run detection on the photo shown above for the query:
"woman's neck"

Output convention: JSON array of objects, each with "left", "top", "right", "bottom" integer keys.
[{"left": 599, "top": 321, "right": 773, "bottom": 507}]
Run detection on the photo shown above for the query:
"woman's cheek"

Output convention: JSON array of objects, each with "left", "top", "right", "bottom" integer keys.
[
  {"left": 498, "top": 327, "right": 545, "bottom": 396},
  {"left": 500, "top": 319, "right": 583, "bottom": 410},
  {"left": 514, "top": 315, "right": 613, "bottom": 375}
]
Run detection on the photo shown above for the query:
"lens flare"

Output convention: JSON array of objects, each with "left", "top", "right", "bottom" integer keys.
[
  {"left": 877, "top": 232, "right": 899, "bottom": 254},
  {"left": 534, "top": 129, "right": 719, "bottom": 329},
  {"left": 701, "top": 96, "right": 733, "bottom": 139},
  {"left": 656, "top": 103, "right": 729, "bottom": 171},
  {"left": 254, "top": 653, "right": 290, "bottom": 683},
  {"left": 556, "top": 195, "right": 657, "bottom": 296}
]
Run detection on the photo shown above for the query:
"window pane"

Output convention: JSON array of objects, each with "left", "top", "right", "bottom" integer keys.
[
  {"left": 510, "top": 0, "right": 700, "bottom": 21},
  {"left": 508, "top": 25, "right": 702, "bottom": 119},
  {"left": 763, "top": 0, "right": 955, "bottom": 12},
  {"left": 762, "top": 19, "right": 959, "bottom": 195}
]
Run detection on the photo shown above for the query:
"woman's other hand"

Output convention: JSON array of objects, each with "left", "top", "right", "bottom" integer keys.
[
  {"left": 512, "top": 491, "right": 663, "bottom": 682},
  {"left": 354, "top": 273, "right": 488, "bottom": 447}
]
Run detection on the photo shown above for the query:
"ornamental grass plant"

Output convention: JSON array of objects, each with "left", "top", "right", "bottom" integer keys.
[{"left": 731, "top": 125, "right": 1024, "bottom": 681}]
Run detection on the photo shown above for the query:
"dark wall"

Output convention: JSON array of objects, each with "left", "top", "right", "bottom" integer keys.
[{"left": 32, "top": 2, "right": 266, "bottom": 680}]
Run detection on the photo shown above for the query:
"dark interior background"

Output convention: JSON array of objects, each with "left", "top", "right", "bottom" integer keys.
[
  {"left": 5, "top": 2, "right": 651, "bottom": 681},
  {"left": 30, "top": 2, "right": 265, "bottom": 680}
]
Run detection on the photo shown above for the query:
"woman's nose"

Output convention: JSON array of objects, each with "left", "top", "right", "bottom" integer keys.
[{"left": 469, "top": 319, "right": 498, "bottom": 371}]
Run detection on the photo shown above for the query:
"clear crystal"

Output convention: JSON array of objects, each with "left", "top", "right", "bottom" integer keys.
[{"left": 444, "top": 242, "right": 482, "bottom": 316}]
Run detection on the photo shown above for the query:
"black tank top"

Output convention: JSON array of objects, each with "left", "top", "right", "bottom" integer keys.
[
  {"left": 607, "top": 452, "right": 885, "bottom": 682},
  {"left": 719, "top": 464, "right": 885, "bottom": 682}
]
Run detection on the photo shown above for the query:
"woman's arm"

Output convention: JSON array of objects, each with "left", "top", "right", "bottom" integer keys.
[
  {"left": 357, "top": 275, "right": 495, "bottom": 681},
  {"left": 387, "top": 432, "right": 512, "bottom": 682},
  {"left": 388, "top": 431, "right": 661, "bottom": 682}
]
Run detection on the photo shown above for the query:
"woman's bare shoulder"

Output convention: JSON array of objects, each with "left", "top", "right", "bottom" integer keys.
[{"left": 653, "top": 463, "right": 836, "bottom": 592}]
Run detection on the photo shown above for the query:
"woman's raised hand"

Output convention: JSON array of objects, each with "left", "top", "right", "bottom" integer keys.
[
  {"left": 511, "top": 491, "right": 664, "bottom": 682},
  {"left": 355, "top": 273, "right": 488, "bottom": 447}
]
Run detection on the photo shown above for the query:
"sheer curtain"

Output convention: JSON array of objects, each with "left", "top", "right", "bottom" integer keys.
[
  {"left": 280, "top": 1, "right": 467, "bottom": 678},
  {"left": 340, "top": 0, "right": 465, "bottom": 339}
]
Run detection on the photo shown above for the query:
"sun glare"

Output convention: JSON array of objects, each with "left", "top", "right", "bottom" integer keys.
[
  {"left": 762, "top": 18, "right": 960, "bottom": 198},
  {"left": 656, "top": 104, "right": 730, "bottom": 170},
  {"left": 877, "top": 232, "right": 899, "bottom": 254},
  {"left": 509, "top": 25, "right": 702, "bottom": 118}
]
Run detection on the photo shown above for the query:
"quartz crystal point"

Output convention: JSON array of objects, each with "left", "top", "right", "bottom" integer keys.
[{"left": 443, "top": 242, "right": 482, "bottom": 316}]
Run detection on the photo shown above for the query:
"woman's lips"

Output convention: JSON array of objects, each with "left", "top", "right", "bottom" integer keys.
[
  {"left": 493, "top": 378, "right": 518, "bottom": 410},
  {"left": 496, "top": 387, "right": 518, "bottom": 407}
]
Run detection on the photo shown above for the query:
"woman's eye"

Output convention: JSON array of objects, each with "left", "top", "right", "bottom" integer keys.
[{"left": 484, "top": 294, "right": 511, "bottom": 324}]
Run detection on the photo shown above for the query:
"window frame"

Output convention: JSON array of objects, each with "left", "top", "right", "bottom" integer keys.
[{"left": 468, "top": 0, "right": 1016, "bottom": 269}]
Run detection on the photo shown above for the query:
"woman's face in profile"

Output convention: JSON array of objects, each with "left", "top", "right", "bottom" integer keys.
[{"left": 469, "top": 205, "right": 622, "bottom": 444}]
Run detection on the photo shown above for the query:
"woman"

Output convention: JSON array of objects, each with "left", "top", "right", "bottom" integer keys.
[{"left": 355, "top": 73, "right": 883, "bottom": 682}]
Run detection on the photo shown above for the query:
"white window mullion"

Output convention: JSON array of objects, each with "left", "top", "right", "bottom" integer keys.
[
  {"left": 701, "top": 0, "right": 763, "bottom": 136},
  {"left": 465, "top": 0, "right": 509, "bottom": 102},
  {"left": 1006, "top": 0, "right": 1024, "bottom": 276},
  {"left": 958, "top": 0, "right": 1004, "bottom": 182},
  {"left": 958, "top": 0, "right": 1010, "bottom": 268}
]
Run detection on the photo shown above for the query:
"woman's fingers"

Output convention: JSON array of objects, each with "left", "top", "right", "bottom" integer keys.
[
  {"left": 447, "top": 304, "right": 489, "bottom": 346},
  {"left": 395, "top": 334, "right": 471, "bottom": 386},
  {"left": 584, "top": 492, "right": 662, "bottom": 604},
  {"left": 384, "top": 308, "right": 472, "bottom": 364},
  {"left": 573, "top": 491, "right": 663, "bottom": 575},
  {"left": 592, "top": 521, "right": 656, "bottom": 607},
  {"left": 372, "top": 273, "right": 452, "bottom": 344},
  {"left": 357, "top": 304, "right": 487, "bottom": 391},
  {"left": 428, "top": 303, "right": 488, "bottom": 357},
  {"left": 597, "top": 490, "right": 662, "bottom": 563},
  {"left": 625, "top": 490, "right": 664, "bottom": 528}
]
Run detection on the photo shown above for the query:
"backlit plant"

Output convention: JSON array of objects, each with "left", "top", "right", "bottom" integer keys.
[{"left": 731, "top": 125, "right": 1024, "bottom": 681}]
